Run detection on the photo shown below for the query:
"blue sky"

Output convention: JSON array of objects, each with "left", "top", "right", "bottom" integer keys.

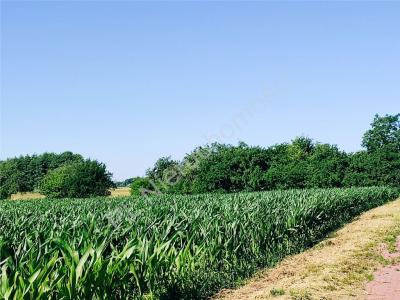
[{"left": 1, "top": 1, "right": 399, "bottom": 180}]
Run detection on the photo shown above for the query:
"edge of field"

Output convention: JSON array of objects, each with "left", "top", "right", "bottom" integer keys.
[
  {"left": 10, "top": 187, "right": 131, "bottom": 200},
  {"left": 215, "top": 198, "right": 400, "bottom": 300}
]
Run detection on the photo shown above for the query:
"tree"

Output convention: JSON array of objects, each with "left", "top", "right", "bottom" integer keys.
[
  {"left": 343, "top": 149, "right": 400, "bottom": 188},
  {"left": 362, "top": 114, "right": 400, "bottom": 152},
  {"left": 146, "top": 157, "right": 180, "bottom": 181},
  {"left": 181, "top": 142, "right": 273, "bottom": 193},
  {"left": 265, "top": 137, "right": 314, "bottom": 190},
  {"left": 115, "top": 178, "right": 134, "bottom": 187},
  {"left": 349, "top": 113, "right": 400, "bottom": 188},
  {"left": 145, "top": 156, "right": 183, "bottom": 194},
  {"left": 306, "top": 144, "right": 349, "bottom": 188},
  {"left": 288, "top": 136, "right": 315, "bottom": 160},
  {"left": 0, "top": 159, "right": 19, "bottom": 199},
  {"left": 130, "top": 177, "right": 158, "bottom": 198},
  {"left": 0, "top": 152, "right": 83, "bottom": 199},
  {"left": 265, "top": 159, "right": 309, "bottom": 190},
  {"left": 39, "top": 160, "right": 114, "bottom": 198}
]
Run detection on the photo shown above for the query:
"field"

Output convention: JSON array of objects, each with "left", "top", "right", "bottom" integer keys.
[
  {"left": 218, "top": 197, "right": 400, "bottom": 299},
  {"left": 9, "top": 187, "right": 131, "bottom": 200},
  {"left": 0, "top": 187, "right": 398, "bottom": 299},
  {"left": 10, "top": 192, "right": 46, "bottom": 200},
  {"left": 109, "top": 187, "right": 131, "bottom": 197}
]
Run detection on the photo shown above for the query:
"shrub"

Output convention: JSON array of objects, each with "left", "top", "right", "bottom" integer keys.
[
  {"left": 39, "top": 160, "right": 114, "bottom": 198},
  {"left": 130, "top": 177, "right": 157, "bottom": 197}
]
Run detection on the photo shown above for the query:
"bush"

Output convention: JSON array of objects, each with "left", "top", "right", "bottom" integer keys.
[
  {"left": 130, "top": 177, "right": 157, "bottom": 197},
  {"left": 39, "top": 160, "right": 114, "bottom": 198}
]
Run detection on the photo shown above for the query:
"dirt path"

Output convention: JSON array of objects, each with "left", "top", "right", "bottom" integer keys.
[
  {"left": 216, "top": 198, "right": 400, "bottom": 300},
  {"left": 365, "top": 236, "right": 400, "bottom": 299},
  {"left": 365, "top": 264, "right": 400, "bottom": 299}
]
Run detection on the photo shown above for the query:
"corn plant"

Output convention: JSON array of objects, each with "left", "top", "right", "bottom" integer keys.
[{"left": 0, "top": 187, "right": 398, "bottom": 299}]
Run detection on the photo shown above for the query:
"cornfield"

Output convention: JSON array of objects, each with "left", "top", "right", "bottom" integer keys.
[{"left": 0, "top": 187, "right": 398, "bottom": 299}]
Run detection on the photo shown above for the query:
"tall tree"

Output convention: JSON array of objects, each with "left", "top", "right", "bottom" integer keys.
[{"left": 362, "top": 114, "right": 400, "bottom": 152}]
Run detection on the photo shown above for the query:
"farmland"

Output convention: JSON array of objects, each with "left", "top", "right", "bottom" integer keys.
[
  {"left": 0, "top": 187, "right": 398, "bottom": 299},
  {"left": 9, "top": 187, "right": 131, "bottom": 201},
  {"left": 2, "top": 2, "right": 399, "bottom": 299}
]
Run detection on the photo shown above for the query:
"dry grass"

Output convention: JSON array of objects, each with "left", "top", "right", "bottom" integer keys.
[
  {"left": 10, "top": 192, "right": 46, "bottom": 200},
  {"left": 109, "top": 187, "right": 131, "bottom": 197},
  {"left": 10, "top": 187, "right": 131, "bottom": 200},
  {"left": 216, "top": 198, "right": 400, "bottom": 300}
]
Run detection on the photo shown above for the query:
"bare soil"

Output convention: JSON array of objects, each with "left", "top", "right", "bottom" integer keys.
[{"left": 365, "top": 236, "right": 400, "bottom": 299}]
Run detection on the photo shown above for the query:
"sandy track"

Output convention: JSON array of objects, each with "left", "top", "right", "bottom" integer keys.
[{"left": 365, "top": 236, "right": 400, "bottom": 299}]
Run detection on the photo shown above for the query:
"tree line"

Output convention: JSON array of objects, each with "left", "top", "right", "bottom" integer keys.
[
  {"left": 0, "top": 113, "right": 398, "bottom": 199},
  {"left": 0, "top": 152, "right": 114, "bottom": 199},
  {"left": 131, "top": 114, "right": 400, "bottom": 196}
]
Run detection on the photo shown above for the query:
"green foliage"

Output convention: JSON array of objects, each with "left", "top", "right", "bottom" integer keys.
[
  {"left": 140, "top": 114, "right": 400, "bottom": 195},
  {"left": 0, "top": 187, "right": 398, "bottom": 299},
  {"left": 175, "top": 138, "right": 350, "bottom": 193},
  {"left": 344, "top": 148, "right": 400, "bottom": 188},
  {"left": 287, "top": 136, "right": 315, "bottom": 160},
  {"left": 0, "top": 152, "right": 83, "bottom": 199},
  {"left": 270, "top": 288, "right": 285, "bottom": 296},
  {"left": 39, "top": 160, "right": 114, "bottom": 198},
  {"left": 362, "top": 113, "right": 400, "bottom": 152},
  {"left": 306, "top": 144, "right": 349, "bottom": 188},
  {"left": 0, "top": 160, "right": 19, "bottom": 199},
  {"left": 115, "top": 178, "right": 134, "bottom": 187},
  {"left": 142, "top": 156, "right": 183, "bottom": 194},
  {"left": 265, "top": 140, "right": 310, "bottom": 190},
  {"left": 130, "top": 177, "right": 157, "bottom": 197},
  {"left": 182, "top": 142, "right": 272, "bottom": 193},
  {"left": 146, "top": 156, "right": 180, "bottom": 182}
]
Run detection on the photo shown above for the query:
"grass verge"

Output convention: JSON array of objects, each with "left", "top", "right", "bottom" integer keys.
[{"left": 216, "top": 198, "right": 400, "bottom": 300}]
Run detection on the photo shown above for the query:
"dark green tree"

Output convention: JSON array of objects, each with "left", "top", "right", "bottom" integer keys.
[
  {"left": 0, "top": 152, "right": 83, "bottom": 199},
  {"left": 39, "top": 159, "right": 114, "bottom": 198},
  {"left": 265, "top": 137, "right": 314, "bottom": 190},
  {"left": 306, "top": 144, "right": 349, "bottom": 188},
  {"left": 181, "top": 142, "right": 273, "bottom": 193},
  {"left": 362, "top": 114, "right": 400, "bottom": 152},
  {"left": 344, "top": 113, "right": 400, "bottom": 188},
  {"left": 146, "top": 157, "right": 180, "bottom": 181}
]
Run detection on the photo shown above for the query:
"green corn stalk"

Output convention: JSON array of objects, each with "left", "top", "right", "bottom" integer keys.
[{"left": 0, "top": 187, "right": 398, "bottom": 299}]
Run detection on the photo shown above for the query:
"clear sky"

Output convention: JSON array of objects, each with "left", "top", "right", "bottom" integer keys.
[{"left": 1, "top": 1, "right": 399, "bottom": 180}]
